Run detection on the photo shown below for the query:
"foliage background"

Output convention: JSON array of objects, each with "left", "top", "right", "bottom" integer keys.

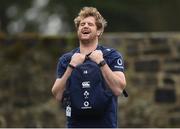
[{"left": 1, "top": 0, "right": 180, "bottom": 34}]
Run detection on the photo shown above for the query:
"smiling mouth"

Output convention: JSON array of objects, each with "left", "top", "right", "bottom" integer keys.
[
  {"left": 82, "top": 32, "right": 89, "bottom": 34},
  {"left": 81, "top": 29, "right": 91, "bottom": 34}
]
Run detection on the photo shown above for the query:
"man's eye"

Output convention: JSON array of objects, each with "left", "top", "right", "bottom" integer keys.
[
  {"left": 80, "top": 23, "right": 85, "bottom": 26},
  {"left": 89, "top": 23, "right": 93, "bottom": 26}
]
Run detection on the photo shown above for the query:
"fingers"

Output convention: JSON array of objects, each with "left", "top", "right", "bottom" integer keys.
[
  {"left": 89, "top": 50, "right": 104, "bottom": 64},
  {"left": 70, "top": 50, "right": 104, "bottom": 66},
  {"left": 70, "top": 53, "right": 86, "bottom": 66}
]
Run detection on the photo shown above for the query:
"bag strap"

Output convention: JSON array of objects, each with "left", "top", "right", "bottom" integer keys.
[{"left": 69, "top": 47, "right": 128, "bottom": 97}]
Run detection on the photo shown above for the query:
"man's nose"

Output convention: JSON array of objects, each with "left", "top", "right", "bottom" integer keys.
[{"left": 84, "top": 23, "right": 89, "bottom": 27}]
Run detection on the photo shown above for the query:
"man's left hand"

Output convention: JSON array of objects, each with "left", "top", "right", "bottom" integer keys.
[{"left": 89, "top": 50, "right": 104, "bottom": 64}]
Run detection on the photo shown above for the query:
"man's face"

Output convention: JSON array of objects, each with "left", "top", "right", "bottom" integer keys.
[{"left": 77, "top": 16, "right": 101, "bottom": 42}]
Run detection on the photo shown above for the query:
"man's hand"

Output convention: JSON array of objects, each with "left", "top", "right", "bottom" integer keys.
[
  {"left": 70, "top": 53, "right": 86, "bottom": 67},
  {"left": 89, "top": 50, "right": 104, "bottom": 64}
]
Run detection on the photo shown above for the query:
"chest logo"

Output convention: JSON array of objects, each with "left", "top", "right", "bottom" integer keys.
[{"left": 82, "top": 81, "right": 91, "bottom": 88}]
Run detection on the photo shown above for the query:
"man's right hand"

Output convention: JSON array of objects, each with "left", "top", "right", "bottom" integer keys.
[{"left": 69, "top": 53, "right": 86, "bottom": 67}]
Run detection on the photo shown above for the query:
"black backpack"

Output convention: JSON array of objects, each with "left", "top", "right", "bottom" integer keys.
[{"left": 62, "top": 48, "right": 128, "bottom": 118}]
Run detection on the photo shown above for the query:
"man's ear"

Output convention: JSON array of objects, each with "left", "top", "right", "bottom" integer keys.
[{"left": 97, "top": 30, "right": 101, "bottom": 37}]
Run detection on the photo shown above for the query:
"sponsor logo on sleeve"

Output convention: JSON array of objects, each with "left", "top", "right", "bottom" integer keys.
[{"left": 114, "top": 58, "right": 124, "bottom": 69}]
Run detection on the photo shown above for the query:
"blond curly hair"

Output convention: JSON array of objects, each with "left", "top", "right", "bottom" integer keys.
[{"left": 74, "top": 7, "right": 107, "bottom": 37}]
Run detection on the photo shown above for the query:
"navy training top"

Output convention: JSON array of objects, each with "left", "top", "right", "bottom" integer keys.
[{"left": 56, "top": 45, "right": 125, "bottom": 128}]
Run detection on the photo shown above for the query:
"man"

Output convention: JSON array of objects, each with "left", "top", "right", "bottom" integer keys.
[{"left": 52, "top": 7, "right": 126, "bottom": 128}]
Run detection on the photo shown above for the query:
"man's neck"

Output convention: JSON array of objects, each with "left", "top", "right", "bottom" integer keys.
[{"left": 79, "top": 39, "right": 98, "bottom": 55}]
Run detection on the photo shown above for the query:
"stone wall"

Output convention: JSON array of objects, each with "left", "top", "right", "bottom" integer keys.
[
  {"left": 0, "top": 32, "right": 180, "bottom": 127},
  {"left": 101, "top": 33, "right": 180, "bottom": 127}
]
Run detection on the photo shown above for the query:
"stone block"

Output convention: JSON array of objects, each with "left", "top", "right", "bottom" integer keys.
[
  {"left": 101, "top": 35, "right": 123, "bottom": 48},
  {"left": 16, "top": 36, "right": 39, "bottom": 47},
  {"left": 145, "top": 75, "right": 158, "bottom": 86},
  {"left": 164, "top": 57, "right": 180, "bottom": 64},
  {"left": 42, "top": 37, "right": 66, "bottom": 47},
  {"left": 131, "top": 75, "right": 158, "bottom": 87},
  {"left": 155, "top": 88, "right": 176, "bottom": 103},
  {"left": 168, "top": 107, "right": 180, "bottom": 113},
  {"left": 126, "top": 43, "right": 139, "bottom": 56},
  {"left": 143, "top": 46, "right": 171, "bottom": 55},
  {"left": 13, "top": 96, "right": 34, "bottom": 108},
  {"left": 163, "top": 77, "right": 175, "bottom": 86},
  {"left": 135, "top": 59, "right": 160, "bottom": 72},
  {"left": 149, "top": 37, "right": 168, "bottom": 45},
  {"left": 169, "top": 116, "right": 180, "bottom": 127},
  {"left": 165, "top": 67, "right": 180, "bottom": 74}
]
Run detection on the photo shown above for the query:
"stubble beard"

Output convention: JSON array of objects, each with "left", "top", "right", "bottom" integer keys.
[{"left": 78, "top": 33, "right": 97, "bottom": 45}]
